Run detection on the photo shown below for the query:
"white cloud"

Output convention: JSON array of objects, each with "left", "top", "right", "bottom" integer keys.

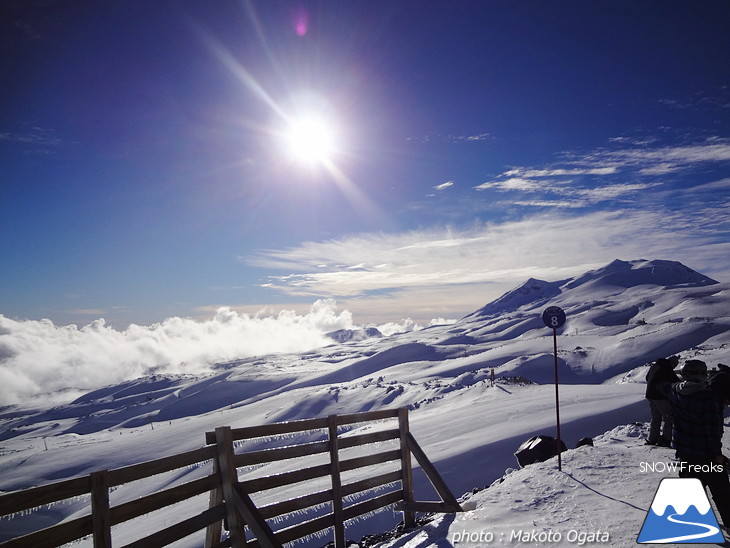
[
  {"left": 434, "top": 181, "right": 454, "bottom": 191},
  {"left": 503, "top": 167, "right": 617, "bottom": 177},
  {"left": 691, "top": 177, "right": 730, "bottom": 192},
  {"left": 0, "top": 300, "right": 354, "bottom": 406},
  {"left": 474, "top": 177, "right": 544, "bottom": 192},
  {"left": 512, "top": 200, "right": 587, "bottom": 208},
  {"left": 637, "top": 163, "right": 681, "bottom": 175},
  {"left": 0, "top": 126, "right": 64, "bottom": 147},
  {"left": 578, "top": 137, "right": 730, "bottom": 174},
  {"left": 574, "top": 182, "right": 663, "bottom": 201},
  {"left": 449, "top": 132, "right": 492, "bottom": 142},
  {"left": 608, "top": 136, "right": 657, "bottom": 146},
  {"left": 503, "top": 137, "right": 730, "bottom": 182},
  {"left": 249, "top": 208, "right": 730, "bottom": 304},
  {"left": 408, "top": 132, "right": 492, "bottom": 144},
  {"left": 475, "top": 175, "right": 661, "bottom": 207}
]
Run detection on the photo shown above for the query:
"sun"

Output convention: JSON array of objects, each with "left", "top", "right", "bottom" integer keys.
[{"left": 284, "top": 114, "right": 336, "bottom": 166}]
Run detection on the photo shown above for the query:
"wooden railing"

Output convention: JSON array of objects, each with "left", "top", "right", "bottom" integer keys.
[
  {"left": 0, "top": 408, "right": 461, "bottom": 548},
  {"left": 0, "top": 445, "right": 221, "bottom": 548}
]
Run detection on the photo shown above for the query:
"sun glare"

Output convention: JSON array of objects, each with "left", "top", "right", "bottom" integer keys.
[{"left": 285, "top": 115, "right": 336, "bottom": 165}]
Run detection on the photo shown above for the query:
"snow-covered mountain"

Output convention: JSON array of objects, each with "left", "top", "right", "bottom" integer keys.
[
  {"left": 326, "top": 327, "right": 384, "bottom": 343},
  {"left": 1, "top": 258, "right": 729, "bottom": 547}
]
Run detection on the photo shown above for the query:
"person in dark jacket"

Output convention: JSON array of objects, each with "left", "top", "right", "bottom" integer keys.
[
  {"left": 656, "top": 359, "right": 730, "bottom": 528},
  {"left": 645, "top": 356, "right": 679, "bottom": 446},
  {"left": 709, "top": 363, "right": 730, "bottom": 404}
]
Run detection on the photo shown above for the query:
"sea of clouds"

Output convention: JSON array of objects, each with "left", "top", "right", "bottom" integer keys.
[{"left": 0, "top": 299, "right": 424, "bottom": 407}]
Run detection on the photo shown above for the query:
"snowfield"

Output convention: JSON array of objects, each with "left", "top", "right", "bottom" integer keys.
[
  {"left": 1, "top": 259, "right": 730, "bottom": 547},
  {"left": 380, "top": 422, "right": 716, "bottom": 548}
]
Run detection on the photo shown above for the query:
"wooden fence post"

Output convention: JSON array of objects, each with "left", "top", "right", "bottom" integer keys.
[
  {"left": 406, "top": 433, "right": 463, "bottom": 512},
  {"left": 398, "top": 408, "right": 416, "bottom": 529},
  {"left": 328, "top": 415, "right": 346, "bottom": 548},
  {"left": 231, "top": 485, "right": 281, "bottom": 548},
  {"left": 204, "top": 455, "right": 223, "bottom": 548},
  {"left": 215, "top": 426, "right": 247, "bottom": 547},
  {"left": 91, "top": 470, "right": 112, "bottom": 548}
]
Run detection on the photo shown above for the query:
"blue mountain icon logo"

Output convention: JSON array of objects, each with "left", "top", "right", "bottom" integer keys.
[{"left": 638, "top": 478, "right": 725, "bottom": 543}]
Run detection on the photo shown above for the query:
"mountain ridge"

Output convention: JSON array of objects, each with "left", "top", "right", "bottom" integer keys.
[{"left": 470, "top": 258, "right": 718, "bottom": 320}]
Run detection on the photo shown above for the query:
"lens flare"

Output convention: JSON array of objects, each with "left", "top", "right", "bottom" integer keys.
[{"left": 293, "top": 8, "right": 309, "bottom": 37}]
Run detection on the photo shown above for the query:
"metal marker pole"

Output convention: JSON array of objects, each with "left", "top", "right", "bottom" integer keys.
[
  {"left": 542, "top": 306, "right": 566, "bottom": 472},
  {"left": 553, "top": 327, "right": 562, "bottom": 471}
]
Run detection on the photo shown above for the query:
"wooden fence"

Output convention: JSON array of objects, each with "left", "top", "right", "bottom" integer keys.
[{"left": 0, "top": 408, "right": 461, "bottom": 548}]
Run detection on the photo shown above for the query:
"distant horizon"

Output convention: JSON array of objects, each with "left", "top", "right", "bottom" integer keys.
[
  {"left": 1, "top": 256, "right": 724, "bottom": 329},
  {"left": 1, "top": 251, "right": 729, "bottom": 408}
]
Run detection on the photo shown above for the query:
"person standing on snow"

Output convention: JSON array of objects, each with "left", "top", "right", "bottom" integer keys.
[
  {"left": 709, "top": 363, "right": 730, "bottom": 404},
  {"left": 656, "top": 359, "right": 730, "bottom": 529},
  {"left": 645, "top": 356, "right": 680, "bottom": 446}
]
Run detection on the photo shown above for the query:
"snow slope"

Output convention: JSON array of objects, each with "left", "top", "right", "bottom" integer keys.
[
  {"left": 1, "top": 259, "right": 729, "bottom": 547},
  {"left": 377, "top": 422, "right": 730, "bottom": 548}
]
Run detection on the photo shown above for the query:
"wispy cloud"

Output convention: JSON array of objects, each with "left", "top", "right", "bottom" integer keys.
[
  {"left": 249, "top": 207, "right": 730, "bottom": 304},
  {"left": 0, "top": 126, "right": 64, "bottom": 147},
  {"left": 498, "top": 137, "right": 730, "bottom": 181},
  {"left": 434, "top": 181, "right": 454, "bottom": 191},
  {"left": 570, "top": 137, "right": 730, "bottom": 175},
  {"left": 475, "top": 177, "right": 660, "bottom": 207},
  {"left": 472, "top": 136, "right": 730, "bottom": 210},
  {"left": 693, "top": 177, "right": 730, "bottom": 192},
  {"left": 449, "top": 132, "right": 492, "bottom": 142},
  {"left": 69, "top": 308, "right": 108, "bottom": 316},
  {"left": 503, "top": 167, "right": 617, "bottom": 177},
  {"left": 407, "top": 132, "right": 492, "bottom": 144},
  {"left": 512, "top": 200, "right": 587, "bottom": 209},
  {"left": 608, "top": 136, "right": 658, "bottom": 146},
  {"left": 474, "top": 177, "right": 546, "bottom": 192},
  {"left": 575, "top": 182, "right": 663, "bottom": 201},
  {"left": 659, "top": 89, "right": 730, "bottom": 111}
]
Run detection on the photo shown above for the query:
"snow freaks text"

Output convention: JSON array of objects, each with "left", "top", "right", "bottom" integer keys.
[{"left": 640, "top": 461, "right": 724, "bottom": 474}]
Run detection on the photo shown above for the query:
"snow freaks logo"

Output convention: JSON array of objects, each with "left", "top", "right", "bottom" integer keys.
[{"left": 637, "top": 478, "right": 725, "bottom": 544}]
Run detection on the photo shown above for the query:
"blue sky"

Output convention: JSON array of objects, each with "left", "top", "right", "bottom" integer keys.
[{"left": 2, "top": 0, "right": 730, "bottom": 328}]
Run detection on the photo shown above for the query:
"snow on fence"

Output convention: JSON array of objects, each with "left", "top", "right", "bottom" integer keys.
[{"left": 0, "top": 408, "right": 461, "bottom": 548}]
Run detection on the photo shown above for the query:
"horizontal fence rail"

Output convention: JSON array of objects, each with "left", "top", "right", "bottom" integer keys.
[
  {"left": 0, "top": 408, "right": 461, "bottom": 548},
  {"left": 0, "top": 445, "right": 220, "bottom": 548}
]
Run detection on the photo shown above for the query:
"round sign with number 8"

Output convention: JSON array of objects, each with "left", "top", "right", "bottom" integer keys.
[{"left": 542, "top": 306, "right": 566, "bottom": 329}]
